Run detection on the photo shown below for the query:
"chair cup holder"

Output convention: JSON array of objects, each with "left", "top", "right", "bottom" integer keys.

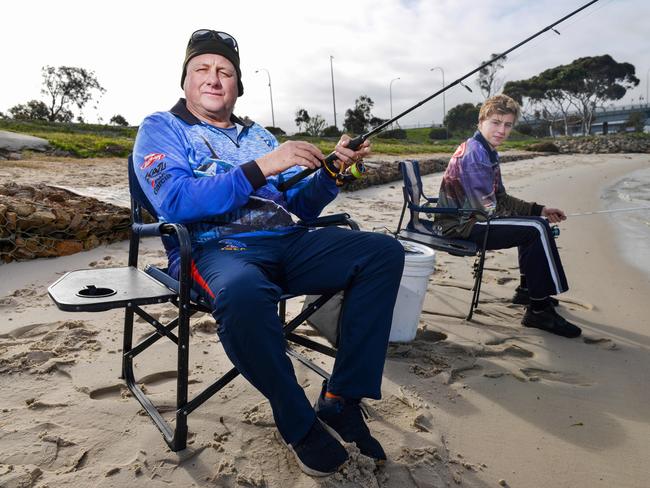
[{"left": 76, "top": 285, "right": 117, "bottom": 298}]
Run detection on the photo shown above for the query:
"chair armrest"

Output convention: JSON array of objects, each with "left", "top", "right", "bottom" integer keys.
[
  {"left": 132, "top": 222, "right": 164, "bottom": 237},
  {"left": 297, "top": 213, "right": 360, "bottom": 231},
  {"left": 410, "top": 203, "right": 490, "bottom": 219}
]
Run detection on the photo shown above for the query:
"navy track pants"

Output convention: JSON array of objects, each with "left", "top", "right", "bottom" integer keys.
[
  {"left": 190, "top": 227, "right": 405, "bottom": 445},
  {"left": 468, "top": 216, "right": 569, "bottom": 299}
]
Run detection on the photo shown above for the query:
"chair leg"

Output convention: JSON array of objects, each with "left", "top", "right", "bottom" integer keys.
[{"left": 467, "top": 249, "right": 487, "bottom": 321}]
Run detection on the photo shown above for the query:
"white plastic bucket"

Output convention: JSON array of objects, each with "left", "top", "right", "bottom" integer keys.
[{"left": 389, "top": 240, "right": 435, "bottom": 342}]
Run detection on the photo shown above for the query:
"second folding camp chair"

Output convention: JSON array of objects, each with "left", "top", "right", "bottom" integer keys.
[
  {"left": 48, "top": 155, "right": 359, "bottom": 451},
  {"left": 394, "top": 159, "right": 490, "bottom": 320}
]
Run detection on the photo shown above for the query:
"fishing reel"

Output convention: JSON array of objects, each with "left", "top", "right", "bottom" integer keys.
[
  {"left": 322, "top": 157, "right": 366, "bottom": 186},
  {"left": 551, "top": 225, "right": 560, "bottom": 238}
]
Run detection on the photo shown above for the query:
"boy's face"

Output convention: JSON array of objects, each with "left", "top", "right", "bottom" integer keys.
[{"left": 478, "top": 113, "right": 516, "bottom": 148}]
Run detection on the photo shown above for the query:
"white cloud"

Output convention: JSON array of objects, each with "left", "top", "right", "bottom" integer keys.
[{"left": 1, "top": 0, "right": 647, "bottom": 132}]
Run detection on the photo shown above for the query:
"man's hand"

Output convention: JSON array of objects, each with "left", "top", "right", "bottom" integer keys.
[
  {"left": 332, "top": 134, "right": 371, "bottom": 170},
  {"left": 256, "top": 141, "right": 324, "bottom": 177},
  {"left": 542, "top": 206, "right": 566, "bottom": 223}
]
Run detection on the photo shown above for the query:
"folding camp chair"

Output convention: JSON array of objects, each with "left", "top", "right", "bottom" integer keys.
[
  {"left": 394, "top": 159, "right": 490, "bottom": 321},
  {"left": 48, "top": 155, "right": 359, "bottom": 451}
]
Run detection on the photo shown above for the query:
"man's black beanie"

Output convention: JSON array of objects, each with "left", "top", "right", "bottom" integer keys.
[{"left": 180, "top": 37, "right": 243, "bottom": 96}]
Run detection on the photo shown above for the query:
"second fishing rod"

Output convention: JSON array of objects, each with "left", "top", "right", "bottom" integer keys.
[{"left": 277, "top": 0, "right": 601, "bottom": 192}]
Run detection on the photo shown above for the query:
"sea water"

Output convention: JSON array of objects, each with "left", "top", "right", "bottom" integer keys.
[{"left": 603, "top": 166, "right": 650, "bottom": 277}]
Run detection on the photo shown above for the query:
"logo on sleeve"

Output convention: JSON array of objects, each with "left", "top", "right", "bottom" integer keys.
[{"left": 141, "top": 153, "right": 165, "bottom": 170}]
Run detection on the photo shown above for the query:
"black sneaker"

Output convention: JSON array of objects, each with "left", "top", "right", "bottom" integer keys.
[
  {"left": 512, "top": 287, "right": 559, "bottom": 307},
  {"left": 522, "top": 306, "right": 582, "bottom": 338},
  {"left": 315, "top": 381, "right": 387, "bottom": 464},
  {"left": 289, "top": 419, "right": 348, "bottom": 477}
]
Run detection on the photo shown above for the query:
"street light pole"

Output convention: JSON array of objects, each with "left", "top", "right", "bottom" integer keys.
[
  {"left": 646, "top": 67, "right": 649, "bottom": 107},
  {"left": 330, "top": 56, "right": 337, "bottom": 128},
  {"left": 255, "top": 68, "right": 275, "bottom": 128},
  {"left": 390, "top": 77, "right": 400, "bottom": 128},
  {"left": 430, "top": 66, "right": 446, "bottom": 136}
]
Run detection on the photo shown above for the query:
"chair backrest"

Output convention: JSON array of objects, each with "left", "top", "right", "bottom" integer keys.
[
  {"left": 400, "top": 159, "right": 425, "bottom": 208},
  {"left": 399, "top": 159, "right": 429, "bottom": 233},
  {"left": 127, "top": 154, "right": 160, "bottom": 224}
]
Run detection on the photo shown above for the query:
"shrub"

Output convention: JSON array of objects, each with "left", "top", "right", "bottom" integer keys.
[
  {"left": 377, "top": 128, "right": 407, "bottom": 139},
  {"left": 322, "top": 125, "right": 341, "bottom": 137},
  {"left": 524, "top": 142, "right": 559, "bottom": 153},
  {"left": 429, "top": 127, "right": 451, "bottom": 140}
]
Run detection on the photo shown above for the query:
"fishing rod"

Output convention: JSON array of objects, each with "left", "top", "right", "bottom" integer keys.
[
  {"left": 278, "top": 0, "right": 601, "bottom": 192},
  {"left": 567, "top": 206, "right": 650, "bottom": 217}
]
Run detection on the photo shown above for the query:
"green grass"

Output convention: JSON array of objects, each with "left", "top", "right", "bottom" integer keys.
[{"left": 4, "top": 118, "right": 644, "bottom": 158}]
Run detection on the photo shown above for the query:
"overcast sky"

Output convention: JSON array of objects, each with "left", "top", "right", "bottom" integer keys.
[{"left": 2, "top": 0, "right": 648, "bottom": 132}]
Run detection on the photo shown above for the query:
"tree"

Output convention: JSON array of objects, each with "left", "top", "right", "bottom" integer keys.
[
  {"left": 295, "top": 108, "right": 310, "bottom": 132},
  {"left": 41, "top": 65, "right": 106, "bottom": 122},
  {"left": 343, "top": 95, "right": 384, "bottom": 135},
  {"left": 8, "top": 100, "right": 51, "bottom": 121},
  {"left": 444, "top": 103, "right": 480, "bottom": 133},
  {"left": 109, "top": 114, "right": 129, "bottom": 126},
  {"left": 504, "top": 55, "right": 639, "bottom": 135},
  {"left": 477, "top": 54, "right": 507, "bottom": 99},
  {"left": 304, "top": 114, "right": 327, "bottom": 136}
]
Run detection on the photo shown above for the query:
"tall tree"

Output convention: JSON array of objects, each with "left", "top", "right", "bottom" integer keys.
[
  {"left": 477, "top": 54, "right": 507, "bottom": 99},
  {"left": 343, "top": 95, "right": 383, "bottom": 135},
  {"left": 109, "top": 114, "right": 129, "bottom": 126},
  {"left": 41, "top": 66, "right": 106, "bottom": 122},
  {"left": 294, "top": 108, "right": 310, "bottom": 132},
  {"left": 505, "top": 55, "right": 639, "bottom": 135},
  {"left": 444, "top": 103, "right": 480, "bottom": 133},
  {"left": 304, "top": 114, "right": 327, "bottom": 137}
]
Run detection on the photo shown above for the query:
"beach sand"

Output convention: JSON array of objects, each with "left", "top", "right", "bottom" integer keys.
[{"left": 0, "top": 152, "right": 649, "bottom": 487}]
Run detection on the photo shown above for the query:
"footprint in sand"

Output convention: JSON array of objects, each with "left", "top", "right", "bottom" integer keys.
[
  {"left": 520, "top": 367, "right": 592, "bottom": 386},
  {"left": 88, "top": 371, "right": 178, "bottom": 400},
  {"left": 558, "top": 297, "right": 594, "bottom": 311},
  {"left": 583, "top": 337, "right": 618, "bottom": 350}
]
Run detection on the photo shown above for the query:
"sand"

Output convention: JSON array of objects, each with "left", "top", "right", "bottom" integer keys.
[{"left": 0, "top": 152, "right": 649, "bottom": 488}]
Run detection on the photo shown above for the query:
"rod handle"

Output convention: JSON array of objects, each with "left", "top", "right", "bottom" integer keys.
[{"left": 277, "top": 135, "right": 365, "bottom": 191}]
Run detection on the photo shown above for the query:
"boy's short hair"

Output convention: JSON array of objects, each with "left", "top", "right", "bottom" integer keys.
[{"left": 478, "top": 94, "right": 521, "bottom": 123}]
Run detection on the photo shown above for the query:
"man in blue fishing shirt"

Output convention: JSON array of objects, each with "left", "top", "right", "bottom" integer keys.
[
  {"left": 435, "top": 94, "right": 581, "bottom": 338},
  {"left": 133, "top": 29, "right": 404, "bottom": 476}
]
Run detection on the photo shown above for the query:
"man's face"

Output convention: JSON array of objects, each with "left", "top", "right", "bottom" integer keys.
[
  {"left": 184, "top": 53, "right": 238, "bottom": 123},
  {"left": 478, "top": 113, "right": 516, "bottom": 148}
]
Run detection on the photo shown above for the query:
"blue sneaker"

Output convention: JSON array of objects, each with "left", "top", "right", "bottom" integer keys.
[
  {"left": 315, "top": 382, "right": 387, "bottom": 464},
  {"left": 289, "top": 419, "right": 348, "bottom": 477}
]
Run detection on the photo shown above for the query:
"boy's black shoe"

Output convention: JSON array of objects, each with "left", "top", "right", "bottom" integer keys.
[
  {"left": 522, "top": 306, "right": 581, "bottom": 338},
  {"left": 315, "top": 382, "right": 387, "bottom": 464},
  {"left": 289, "top": 419, "right": 348, "bottom": 477},
  {"left": 512, "top": 287, "right": 559, "bottom": 307}
]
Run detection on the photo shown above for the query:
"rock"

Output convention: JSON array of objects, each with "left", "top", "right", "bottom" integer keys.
[
  {"left": 0, "top": 182, "right": 131, "bottom": 263},
  {"left": 0, "top": 130, "right": 50, "bottom": 152},
  {"left": 55, "top": 240, "right": 84, "bottom": 256}
]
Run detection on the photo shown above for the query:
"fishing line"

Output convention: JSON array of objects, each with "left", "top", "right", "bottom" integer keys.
[{"left": 567, "top": 206, "right": 650, "bottom": 217}]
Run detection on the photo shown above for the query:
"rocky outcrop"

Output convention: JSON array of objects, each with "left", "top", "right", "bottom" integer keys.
[
  {"left": 553, "top": 134, "right": 650, "bottom": 154},
  {"left": 0, "top": 183, "right": 131, "bottom": 263},
  {"left": 0, "top": 130, "right": 49, "bottom": 160}
]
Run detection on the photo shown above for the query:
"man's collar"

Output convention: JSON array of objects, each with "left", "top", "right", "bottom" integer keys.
[
  {"left": 472, "top": 130, "right": 499, "bottom": 163},
  {"left": 170, "top": 98, "right": 254, "bottom": 128}
]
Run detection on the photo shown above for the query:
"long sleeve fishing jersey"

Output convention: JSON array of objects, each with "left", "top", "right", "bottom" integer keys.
[
  {"left": 434, "top": 131, "right": 544, "bottom": 238},
  {"left": 133, "top": 99, "right": 339, "bottom": 265}
]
